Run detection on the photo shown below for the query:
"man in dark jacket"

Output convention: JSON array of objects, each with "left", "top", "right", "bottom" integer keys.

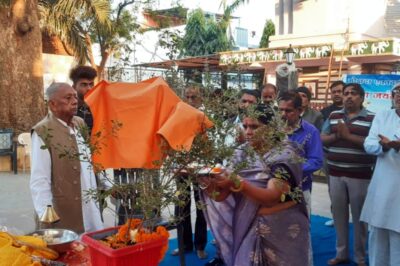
[{"left": 295, "top": 86, "right": 324, "bottom": 131}]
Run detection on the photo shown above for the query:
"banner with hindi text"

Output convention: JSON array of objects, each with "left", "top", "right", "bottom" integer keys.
[{"left": 344, "top": 74, "right": 400, "bottom": 113}]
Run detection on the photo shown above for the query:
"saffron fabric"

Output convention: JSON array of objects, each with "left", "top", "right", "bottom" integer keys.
[{"left": 85, "top": 77, "right": 213, "bottom": 169}]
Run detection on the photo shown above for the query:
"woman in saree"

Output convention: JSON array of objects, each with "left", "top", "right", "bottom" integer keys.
[{"left": 200, "top": 105, "right": 310, "bottom": 266}]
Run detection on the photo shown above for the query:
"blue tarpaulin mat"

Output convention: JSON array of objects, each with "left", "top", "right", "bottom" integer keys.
[{"left": 160, "top": 215, "right": 363, "bottom": 266}]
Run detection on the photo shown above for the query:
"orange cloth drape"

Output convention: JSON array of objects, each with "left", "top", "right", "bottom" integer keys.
[{"left": 85, "top": 77, "right": 213, "bottom": 169}]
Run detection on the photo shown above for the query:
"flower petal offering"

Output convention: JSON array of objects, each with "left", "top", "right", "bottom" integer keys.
[
  {"left": 98, "top": 219, "right": 169, "bottom": 261},
  {"left": 198, "top": 163, "right": 224, "bottom": 176}
]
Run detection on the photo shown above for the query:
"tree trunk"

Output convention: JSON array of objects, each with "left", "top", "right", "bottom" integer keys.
[
  {"left": 85, "top": 33, "right": 105, "bottom": 81},
  {"left": 0, "top": 0, "right": 45, "bottom": 133},
  {"left": 97, "top": 49, "right": 110, "bottom": 81},
  {"left": 42, "top": 31, "right": 72, "bottom": 56}
]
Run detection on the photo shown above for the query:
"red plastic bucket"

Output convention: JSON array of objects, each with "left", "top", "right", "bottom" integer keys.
[{"left": 82, "top": 226, "right": 168, "bottom": 266}]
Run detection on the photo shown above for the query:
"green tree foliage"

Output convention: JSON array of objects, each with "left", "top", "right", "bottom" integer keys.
[
  {"left": 39, "top": 0, "right": 112, "bottom": 64},
  {"left": 183, "top": 3, "right": 262, "bottom": 84},
  {"left": 220, "top": 0, "right": 249, "bottom": 43},
  {"left": 205, "top": 19, "right": 230, "bottom": 54},
  {"left": 182, "top": 9, "right": 207, "bottom": 56},
  {"left": 40, "top": 0, "right": 151, "bottom": 78},
  {"left": 88, "top": 3, "right": 141, "bottom": 78},
  {"left": 182, "top": 8, "right": 232, "bottom": 57},
  {"left": 259, "top": 19, "right": 275, "bottom": 48},
  {"left": 145, "top": 5, "right": 187, "bottom": 29},
  {"left": 158, "top": 29, "right": 184, "bottom": 60},
  {"left": 180, "top": 1, "right": 250, "bottom": 71},
  {"left": 0, "top": 0, "right": 9, "bottom": 7}
]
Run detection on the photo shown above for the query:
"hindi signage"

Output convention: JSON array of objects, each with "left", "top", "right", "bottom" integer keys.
[{"left": 344, "top": 74, "right": 400, "bottom": 113}]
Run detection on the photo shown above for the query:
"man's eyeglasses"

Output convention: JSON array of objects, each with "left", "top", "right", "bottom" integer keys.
[{"left": 393, "top": 89, "right": 400, "bottom": 96}]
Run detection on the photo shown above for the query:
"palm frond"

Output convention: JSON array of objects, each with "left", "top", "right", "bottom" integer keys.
[
  {"left": 63, "top": 22, "right": 88, "bottom": 64},
  {"left": 53, "top": 0, "right": 111, "bottom": 29},
  {"left": 0, "top": 0, "right": 11, "bottom": 8},
  {"left": 39, "top": 0, "right": 112, "bottom": 63},
  {"left": 41, "top": 2, "right": 88, "bottom": 63},
  {"left": 223, "top": 0, "right": 249, "bottom": 20}
]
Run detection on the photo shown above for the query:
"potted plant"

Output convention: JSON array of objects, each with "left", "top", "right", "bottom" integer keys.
[
  {"left": 71, "top": 77, "right": 248, "bottom": 266},
  {"left": 50, "top": 75, "right": 298, "bottom": 266}
]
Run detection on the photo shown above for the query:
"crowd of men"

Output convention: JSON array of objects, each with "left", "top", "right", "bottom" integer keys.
[
  {"left": 29, "top": 66, "right": 400, "bottom": 266},
  {"left": 177, "top": 80, "right": 400, "bottom": 266}
]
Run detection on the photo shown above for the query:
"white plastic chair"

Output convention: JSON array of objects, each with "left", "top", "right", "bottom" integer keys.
[{"left": 17, "top": 133, "right": 31, "bottom": 172}]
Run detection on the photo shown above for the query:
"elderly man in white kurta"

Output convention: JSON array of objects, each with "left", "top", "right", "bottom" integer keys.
[
  {"left": 30, "top": 82, "right": 103, "bottom": 233},
  {"left": 361, "top": 84, "right": 400, "bottom": 266}
]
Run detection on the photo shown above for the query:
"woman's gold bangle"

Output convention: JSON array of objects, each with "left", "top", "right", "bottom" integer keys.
[{"left": 230, "top": 178, "right": 244, "bottom": 192}]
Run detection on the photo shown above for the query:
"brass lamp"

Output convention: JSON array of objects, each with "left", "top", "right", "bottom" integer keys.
[{"left": 40, "top": 205, "right": 60, "bottom": 224}]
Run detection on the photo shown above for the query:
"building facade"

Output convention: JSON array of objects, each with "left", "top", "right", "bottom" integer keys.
[{"left": 220, "top": 0, "right": 400, "bottom": 107}]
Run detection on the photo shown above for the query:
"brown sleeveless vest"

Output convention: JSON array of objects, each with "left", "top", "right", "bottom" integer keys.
[{"left": 32, "top": 113, "right": 85, "bottom": 233}]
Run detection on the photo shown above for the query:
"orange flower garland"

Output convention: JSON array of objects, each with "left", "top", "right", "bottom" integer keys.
[
  {"left": 101, "top": 219, "right": 169, "bottom": 262},
  {"left": 210, "top": 166, "right": 222, "bottom": 174},
  {"left": 135, "top": 226, "right": 170, "bottom": 261},
  {"left": 157, "top": 226, "right": 170, "bottom": 261},
  {"left": 117, "top": 218, "right": 142, "bottom": 242}
]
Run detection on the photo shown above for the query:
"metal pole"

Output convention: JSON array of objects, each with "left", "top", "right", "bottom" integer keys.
[
  {"left": 338, "top": 47, "right": 346, "bottom": 78},
  {"left": 325, "top": 46, "right": 335, "bottom": 104},
  {"left": 177, "top": 223, "right": 186, "bottom": 266}
]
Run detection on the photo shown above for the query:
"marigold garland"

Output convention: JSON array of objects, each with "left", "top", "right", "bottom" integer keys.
[
  {"left": 100, "top": 219, "right": 169, "bottom": 262},
  {"left": 117, "top": 218, "right": 142, "bottom": 242}
]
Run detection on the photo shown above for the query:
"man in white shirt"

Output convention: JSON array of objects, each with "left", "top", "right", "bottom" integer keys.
[
  {"left": 361, "top": 85, "right": 400, "bottom": 266},
  {"left": 30, "top": 82, "right": 103, "bottom": 233}
]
